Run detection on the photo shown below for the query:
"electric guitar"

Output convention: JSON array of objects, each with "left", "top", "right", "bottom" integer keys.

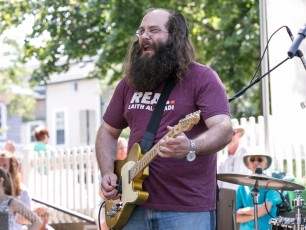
[{"left": 105, "top": 110, "right": 201, "bottom": 229}]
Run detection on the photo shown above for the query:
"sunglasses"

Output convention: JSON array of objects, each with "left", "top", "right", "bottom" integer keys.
[{"left": 249, "top": 157, "right": 263, "bottom": 163}]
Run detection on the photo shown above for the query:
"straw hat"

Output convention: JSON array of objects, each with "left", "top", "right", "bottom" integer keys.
[
  {"left": 232, "top": 120, "right": 245, "bottom": 137},
  {"left": 243, "top": 147, "right": 272, "bottom": 170}
]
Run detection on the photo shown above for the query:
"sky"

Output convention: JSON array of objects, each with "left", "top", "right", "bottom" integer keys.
[{"left": 266, "top": 0, "right": 306, "bottom": 145}]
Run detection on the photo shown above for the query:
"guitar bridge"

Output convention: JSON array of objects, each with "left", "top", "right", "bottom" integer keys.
[{"left": 106, "top": 202, "right": 123, "bottom": 217}]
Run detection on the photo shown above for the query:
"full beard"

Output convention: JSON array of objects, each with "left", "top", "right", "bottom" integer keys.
[{"left": 126, "top": 40, "right": 178, "bottom": 92}]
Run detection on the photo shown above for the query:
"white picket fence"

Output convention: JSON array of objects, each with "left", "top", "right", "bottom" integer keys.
[
  {"left": 23, "top": 146, "right": 100, "bottom": 224},
  {"left": 218, "top": 116, "right": 306, "bottom": 178},
  {"left": 21, "top": 115, "right": 306, "bottom": 224}
]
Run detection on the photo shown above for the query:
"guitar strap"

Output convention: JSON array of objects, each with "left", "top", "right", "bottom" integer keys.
[{"left": 140, "top": 77, "right": 175, "bottom": 153}]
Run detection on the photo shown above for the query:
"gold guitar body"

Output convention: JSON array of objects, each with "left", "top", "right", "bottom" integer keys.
[{"left": 105, "top": 143, "right": 149, "bottom": 229}]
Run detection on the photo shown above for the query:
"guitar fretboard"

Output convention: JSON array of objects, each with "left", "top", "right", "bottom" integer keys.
[{"left": 129, "top": 110, "right": 200, "bottom": 181}]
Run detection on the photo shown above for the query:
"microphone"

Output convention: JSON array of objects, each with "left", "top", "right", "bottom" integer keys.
[
  {"left": 287, "top": 24, "right": 306, "bottom": 58},
  {"left": 286, "top": 26, "right": 306, "bottom": 70},
  {"left": 255, "top": 166, "right": 263, "bottom": 174},
  {"left": 279, "top": 192, "right": 292, "bottom": 212}
]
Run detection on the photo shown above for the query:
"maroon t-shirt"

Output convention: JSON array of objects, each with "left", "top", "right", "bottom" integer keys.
[{"left": 103, "top": 62, "right": 230, "bottom": 212}]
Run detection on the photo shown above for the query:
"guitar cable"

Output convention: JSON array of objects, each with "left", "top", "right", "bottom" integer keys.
[
  {"left": 98, "top": 179, "right": 122, "bottom": 230},
  {"left": 263, "top": 189, "right": 289, "bottom": 219},
  {"left": 98, "top": 200, "right": 106, "bottom": 230}
]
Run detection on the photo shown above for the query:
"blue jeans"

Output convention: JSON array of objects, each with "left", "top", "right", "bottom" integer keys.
[{"left": 122, "top": 207, "right": 216, "bottom": 230}]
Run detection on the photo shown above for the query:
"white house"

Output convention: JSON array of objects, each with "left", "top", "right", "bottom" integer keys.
[
  {"left": 2, "top": 61, "right": 115, "bottom": 150},
  {"left": 44, "top": 62, "right": 109, "bottom": 147}
]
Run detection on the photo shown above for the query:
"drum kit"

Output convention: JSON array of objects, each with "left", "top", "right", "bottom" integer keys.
[{"left": 217, "top": 173, "right": 306, "bottom": 230}]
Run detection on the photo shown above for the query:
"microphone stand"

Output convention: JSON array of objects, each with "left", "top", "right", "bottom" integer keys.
[
  {"left": 225, "top": 57, "right": 291, "bottom": 230},
  {"left": 251, "top": 185, "right": 260, "bottom": 230},
  {"left": 232, "top": 199, "right": 237, "bottom": 230},
  {"left": 229, "top": 57, "right": 290, "bottom": 102}
]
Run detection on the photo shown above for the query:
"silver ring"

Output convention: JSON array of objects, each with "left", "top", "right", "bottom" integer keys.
[{"left": 159, "top": 145, "right": 162, "bottom": 152}]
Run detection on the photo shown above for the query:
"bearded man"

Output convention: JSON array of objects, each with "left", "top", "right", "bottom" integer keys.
[{"left": 95, "top": 8, "right": 233, "bottom": 230}]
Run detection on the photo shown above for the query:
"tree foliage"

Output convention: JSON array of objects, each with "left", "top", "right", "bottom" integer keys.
[
  {"left": 0, "top": 38, "right": 36, "bottom": 119},
  {"left": 0, "top": 0, "right": 262, "bottom": 118}
]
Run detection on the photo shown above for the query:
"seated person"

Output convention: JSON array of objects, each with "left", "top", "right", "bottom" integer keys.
[
  {"left": 0, "top": 167, "right": 42, "bottom": 229},
  {"left": 236, "top": 148, "right": 282, "bottom": 230}
]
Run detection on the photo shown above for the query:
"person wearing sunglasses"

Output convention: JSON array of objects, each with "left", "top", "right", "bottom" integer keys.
[{"left": 235, "top": 149, "right": 281, "bottom": 230}]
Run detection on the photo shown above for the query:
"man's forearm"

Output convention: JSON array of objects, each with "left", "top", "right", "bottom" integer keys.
[
  {"left": 195, "top": 116, "right": 232, "bottom": 156},
  {"left": 95, "top": 123, "right": 119, "bottom": 176}
]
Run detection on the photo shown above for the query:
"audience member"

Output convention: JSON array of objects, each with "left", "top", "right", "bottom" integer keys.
[
  {"left": 4, "top": 140, "right": 16, "bottom": 153},
  {"left": 116, "top": 137, "right": 128, "bottom": 160},
  {"left": 0, "top": 166, "right": 42, "bottom": 229},
  {"left": 32, "top": 126, "right": 55, "bottom": 174},
  {"left": 0, "top": 150, "right": 32, "bottom": 229},
  {"left": 33, "top": 126, "right": 53, "bottom": 156},
  {"left": 218, "top": 122, "right": 249, "bottom": 190},
  {"left": 236, "top": 148, "right": 281, "bottom": 230},
  {"left": 4, "top": 140, "right": 24, "bottom": 179}
]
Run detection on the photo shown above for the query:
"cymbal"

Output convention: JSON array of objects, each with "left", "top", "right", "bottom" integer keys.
[{"left": 217, "top": 173, "right": 305, "bottom": 191}]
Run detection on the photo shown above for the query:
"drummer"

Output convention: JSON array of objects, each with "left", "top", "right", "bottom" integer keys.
[{"left": 236, "top": 149, "right": 282, "bottom": 230}]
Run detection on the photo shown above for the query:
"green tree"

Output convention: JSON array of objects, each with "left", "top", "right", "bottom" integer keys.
[
  {"left": 0, "top": 38, "right": 36, "bottom": 120},
  {"left": 0, "top": 0, "right": 261, "bottom": 118}
]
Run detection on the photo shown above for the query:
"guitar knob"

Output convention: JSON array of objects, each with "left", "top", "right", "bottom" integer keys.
[
  {"left": 107, "top": 210, "right": 117, "bottom": 217},
  {"left": 116, "top": 202, "right": 123, "bottom": 207}
]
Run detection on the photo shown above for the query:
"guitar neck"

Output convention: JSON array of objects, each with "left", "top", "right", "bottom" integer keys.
[
  {"left": 129, "top": 110, "right": 200, "bottom": 181},
  {"left": 129, "top": 129, "right": 175, "bottom": 180}
]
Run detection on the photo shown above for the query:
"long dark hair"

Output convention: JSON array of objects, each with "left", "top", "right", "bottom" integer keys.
[
  {"left": 0, "top": 150, "right": 21, "bottom": 196},
  {"left": 0, "top": 166, "right": 13, "bottom": 196},
  {"left": 151, "top": 8, "right": 195, "bottom": 80}
]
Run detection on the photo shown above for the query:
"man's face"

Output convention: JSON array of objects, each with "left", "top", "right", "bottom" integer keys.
[
  {"left": 125, "top": 9, "right": 178, "bottom": 92},
  {"left": 138, "top": 10, "right": 170, "bottom": 57}
]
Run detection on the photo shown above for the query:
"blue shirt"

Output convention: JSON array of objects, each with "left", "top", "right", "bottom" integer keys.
[{"left": 236, "top": 185, "right": 282, "bottom": 230}]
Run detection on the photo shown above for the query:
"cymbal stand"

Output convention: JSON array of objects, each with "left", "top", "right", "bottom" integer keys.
[
  {"left": 251, "top": 179, "right": 260, "bottom": 230},
  {"left": 292, "top": 190, "right": 304, "bottom": 230},
  {"left": 232, "top": 199, "right": 237, "bottom": 230}
]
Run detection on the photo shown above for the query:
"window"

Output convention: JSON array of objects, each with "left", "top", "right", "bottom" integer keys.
[
  {"left": 56, "top": 111, "right": 65, "bottom": 145},
  {"left": 80, "top": 110, "right": 96, "bottom": 145}
]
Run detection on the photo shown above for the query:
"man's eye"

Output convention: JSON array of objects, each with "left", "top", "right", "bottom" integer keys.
[{"left": 150, "top": 29, "right": 159, "bottom": 34}]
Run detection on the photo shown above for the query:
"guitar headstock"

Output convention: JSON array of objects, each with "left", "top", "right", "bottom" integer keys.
[{"left": 173, "top": 110, "right": 201, "bottom": 135}]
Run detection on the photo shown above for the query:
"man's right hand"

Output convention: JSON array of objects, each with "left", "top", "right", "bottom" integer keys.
[{"left": 101, "top": 173, "right": 121, "bottom": 200}]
